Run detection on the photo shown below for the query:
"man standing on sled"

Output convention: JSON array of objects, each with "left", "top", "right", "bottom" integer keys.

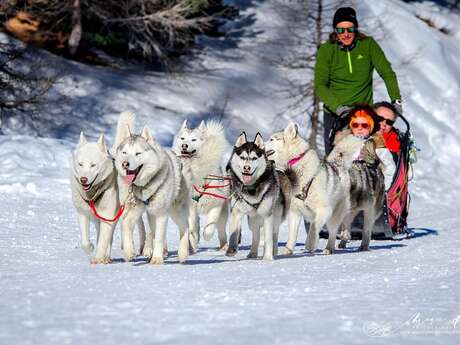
[{"left": 314, "top": 6, "right": 402, "bottom": 154}]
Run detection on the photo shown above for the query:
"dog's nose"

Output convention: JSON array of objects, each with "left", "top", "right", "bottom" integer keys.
[
  {"left": 182, "top": 144, "right": 188, "bottom": 150},
  {"left": 243, "top": 165, "right": 251, "bottom": 173},
  {"left": 80, "top": 177, "right": 88, "bottom": 184},
  {"left": 122, "top": 161, "right": 129, "bottom": 169}
]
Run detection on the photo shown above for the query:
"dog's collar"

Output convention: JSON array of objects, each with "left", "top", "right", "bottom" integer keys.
[{"left": 288, "top": 149, "right": 309, "bottom": 167}]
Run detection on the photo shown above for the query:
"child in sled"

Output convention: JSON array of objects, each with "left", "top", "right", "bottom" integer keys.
[{"left": 335, "top": 104, "right": 396, "bottom": 190}]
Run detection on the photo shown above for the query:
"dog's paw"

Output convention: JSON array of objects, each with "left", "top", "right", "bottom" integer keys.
[
  {"left": 178, "top": 249, "right": 188, "bottom": 263},
  {"left": 247, "top": 251, "right": 258, "bottom": 259},
  {"left": 338, "top": 240, "right": 347, "bottom": 249},
  {"left": 323, "top": 248, "right": 334, "bottom": 255},
  {"left": 219, "top": 243, "right": 228, "bottom": 252},
  {"left": 280, "top": 246, "right": 294, "bottom": 256},
  {"left": 163, "top": 247, "right": 169, "bottom": 259},
  {"left": 90, "top": 256, "right": 112, "bottom": 265},
  {"left": 262, "top": 254, "right": 274, "bottom": 261},
  {"left": 123, "top": 253, "right": 136, "bottom": 262},
  {"left": 225, "top": 247, "right": 238, "bottom": 257},
  {"left": 305, "top": 242, "right": 317, "bottom": 254},
  {"left": 203, "top": 226, "right": 215, "bottom": 242},
  {"left": 82, "top": 242, "right": 94, "bottom": 255},
  {"left": 358, "top": 245, "right": 369, "bottom": 252},
  {"left": 142, "top": 246, "right": 153, "bottom": 259},
  {"left": 150, "top": 256, "right": 164, "bottom": 265},
  {"left": 189, "top": 237, "right": 198, "bottom": 254}
]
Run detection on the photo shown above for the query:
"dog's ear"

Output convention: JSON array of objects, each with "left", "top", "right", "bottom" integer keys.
[
  {"left": 121, "top": 124, "right": 132, "bottom": 141},
  {"left": 254, "top": 132, "right": 264, "bottom": 150},
  {"left": 284, "top": 122, "right": 298, "bottom": 139},
  {"left": 141, "top": 125, "right": 155, "bottom": 146},
  {"left": 180, "top": 119, "right": 188, "bottom": 131},
  {"left": 97, "top": 134, "right": 107, "bottom": 153},
  {"left": 198, "top": 120, "right": 206, "bottom": 132},
  {"left": 235, "top": 131, "right": 247, "bottom": 148},
  {"left": 78, "top": 132, "right": 87, "bottom": 148}
]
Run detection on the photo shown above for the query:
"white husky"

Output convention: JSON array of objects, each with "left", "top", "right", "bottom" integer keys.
[
  {"left": 266, "top": 122, "right": 362, "bottom": 254},
  {"left": 172, "top": 120, "right": 229, "bottom": 252},
  {"left": 113, "top": 112, "right": 190, "bottom": 264},
  {"left": 71, "top": 133, "right": 120, "bottom": 264}
]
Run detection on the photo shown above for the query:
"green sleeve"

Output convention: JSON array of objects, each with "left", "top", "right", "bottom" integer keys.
[
  {"left": 370, "top": 38, "right": 401, "bottom": 102},
  {"left": 314, "top": 44, "right": 341, "bottom": 113}
]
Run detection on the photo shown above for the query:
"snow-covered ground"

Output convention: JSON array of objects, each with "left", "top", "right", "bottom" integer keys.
[{"left": 1, "top": 0, "right": 460, "bottom": 344}]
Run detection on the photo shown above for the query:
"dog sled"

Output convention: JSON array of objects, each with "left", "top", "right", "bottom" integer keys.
[{"left": 320, "top": 113, "right": 415, "bottom": 240}]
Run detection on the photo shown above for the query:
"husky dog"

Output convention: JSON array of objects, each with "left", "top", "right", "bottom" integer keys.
[
  {"left": 173, "top": 120, "right": 229, "bottom": 252},
  {"left": 265, "top": 122, "right": 363, "bottom": 255},
  {"left": 226, "top": 132, "right": 284, "bottom": 260},
  {"left": 334, "top": 161, "right": 385, "bottom": 250},
  {"left": 113, "top": 112, "right": 190, "bottom": 264},
  {"left": 71, "top": 133, "right": 119, "bottom": 264}
]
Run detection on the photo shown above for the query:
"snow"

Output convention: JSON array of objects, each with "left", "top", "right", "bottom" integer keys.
[{"left": 1, "top": 0, "right": 460, "bottom": 344}]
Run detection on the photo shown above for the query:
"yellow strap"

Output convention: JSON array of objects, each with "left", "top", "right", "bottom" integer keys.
[{"left": 347, "top": 51, "right": 353, "bottom": 74}]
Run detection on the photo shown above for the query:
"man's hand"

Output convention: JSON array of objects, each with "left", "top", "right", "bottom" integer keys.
[
  {"left": 392, "top": 99, "right": 402, "bottom": 115},
  {"left": 336, "top": 105, "right": 352, "bottom": 118}
]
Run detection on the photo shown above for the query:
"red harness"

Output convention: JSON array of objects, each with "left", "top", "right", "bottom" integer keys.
[
  {"left": 89, "top": 200, "right": 125, "bottom": 222},
  {"left": 192, "top": 174, "right": 232, "bottom": 200}
]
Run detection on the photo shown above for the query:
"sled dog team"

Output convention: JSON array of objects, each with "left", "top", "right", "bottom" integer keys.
[{"left": 71, "top": 111, "right": 385, "bottom": 264}]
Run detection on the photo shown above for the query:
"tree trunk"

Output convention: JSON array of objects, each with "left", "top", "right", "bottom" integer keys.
[
  {"left": 68, "top": 0, "right": 82, "bottom": 56},
  {"left": 308, "top": 0, "right": 322, "bottom": 150}
]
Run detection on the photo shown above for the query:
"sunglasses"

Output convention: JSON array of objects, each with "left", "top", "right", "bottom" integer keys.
[
  {"left": 351, "top": 122, "right": 370, "bottom": 129},
  {"left": 379, "top": 118, "right": 395, "bottom": 126},
  {"left": 336, "top": 27, "right": 356, "bottom": 34}
]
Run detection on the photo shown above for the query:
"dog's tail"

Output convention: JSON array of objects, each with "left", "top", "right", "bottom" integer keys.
[
  {"left": 327, "top": 134, "right": 363, "bottom": 170},
  {"left": 112, "top": 111, "right": 136, "bottom": 153}
]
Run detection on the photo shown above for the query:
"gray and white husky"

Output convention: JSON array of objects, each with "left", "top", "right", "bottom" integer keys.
[
  {"left": 71, "top": 133, "right": 119, "bottom": 264},
  {"left": 265, "top": 122, "right": 363, "bottom": 255},
  {"left": 226, "top": 132, "right": 285, "bottom": 260},
  {"left": 173, "top": 120, "right": 229, "bottom": 252},
  {"left": 113, "top": 112, "right": 190, "bottom": 264},
  {"left": 330, "top": 136, "right": 386, "bottom": 250}
]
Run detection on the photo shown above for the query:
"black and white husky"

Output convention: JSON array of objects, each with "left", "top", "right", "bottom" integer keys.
[{"left": 225, "top": 132, "right": 285, "bottom": 260}]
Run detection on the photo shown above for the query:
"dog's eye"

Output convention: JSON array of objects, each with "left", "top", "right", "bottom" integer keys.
[
  {"left": 91, "top": 163, "right": 96, "bottom": 168},
  {"left": 122, "top": 151, "right": 127, "bottom": 155},
  {"left": 135, "top": 152, "right": 142, "bottom": 156},
  {"left": 192, "top": 139, "right": 197, "bottom": 142},
  {"left": 251, "top": 157, "right": 257, "bottom": 161},
  {"left": 78, "top": 162, "right": 83, "bottom": 167},
  {"left": 181, "top": 137, "right": 185, "bottom": 140}
]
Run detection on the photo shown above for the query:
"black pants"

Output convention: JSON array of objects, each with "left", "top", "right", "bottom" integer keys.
[{"left": 323, "top": 111, "right": 348, "bottom": 155}]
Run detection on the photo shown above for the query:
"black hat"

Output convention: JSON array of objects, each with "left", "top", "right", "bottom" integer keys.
[{"left": 333, "top": 7, "right": 358, "bottom": 28}]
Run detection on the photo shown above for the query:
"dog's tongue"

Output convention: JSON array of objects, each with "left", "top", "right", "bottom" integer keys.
[
  {"left": 243, "top": 174, "right": 252, "bottom": 184},
  {"left": 123, "top": 173, "right": 136, "bottom": 185}
]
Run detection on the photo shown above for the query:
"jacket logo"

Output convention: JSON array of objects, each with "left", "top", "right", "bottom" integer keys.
[{"left": 357, "top": 54, "right": 364, "bottom": 59}]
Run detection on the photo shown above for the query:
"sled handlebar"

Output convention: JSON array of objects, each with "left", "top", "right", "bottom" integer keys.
[{"left": 398, "top": 113, "right": 410, "bottom": 133}]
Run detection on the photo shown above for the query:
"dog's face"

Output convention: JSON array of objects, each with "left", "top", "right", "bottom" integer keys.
[
  {"left": 114, "top": 125, "right": 162, "bottom": 186},
  {"left": 265, "top": 122, "right": 309, "bottom": 169},
  {"left": 72, "top": 133, "right": 112, "bottom": 192},
  {"left": 173, "top": 120, "right": 205, "bottom": 157},
  {"left": 229, "top": 132, "right": 267, "bottom": 186}
]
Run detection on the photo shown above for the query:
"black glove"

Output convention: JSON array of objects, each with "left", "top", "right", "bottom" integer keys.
[
  {"left": 392, "top": 99, "right": 402, "bottom": 115},
  {"left": 336, "top": 105, "right": 352, "bottom": 119}
]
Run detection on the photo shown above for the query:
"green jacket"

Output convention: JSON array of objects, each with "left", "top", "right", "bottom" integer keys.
[{"left": 314, "top": 36, "right": 401, "bottom": 114}]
